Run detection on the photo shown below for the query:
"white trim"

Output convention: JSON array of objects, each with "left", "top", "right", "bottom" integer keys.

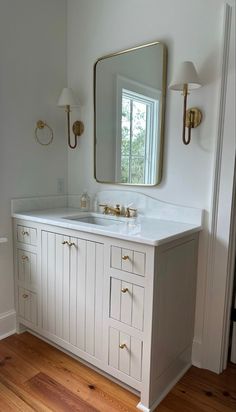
[
  {"left": 0, "top": 330, "right": 16, "bottom": 340},
  {"left": 202, "top": 2, "right": 235, "bottom": 373},
  {"left": 223, "top": 163, "right": 236, "bottom": 368},
  {"left": 137, "top": 363, "right": 191, "bottom": 412},
  {"left": 115, "top": 75, "right": 162, "bottom": 184},
  {"left": 137, "top": 403, "right": 151, "bottom": 412},
  {"left": 0, "top": 310, "right": 16, "bottom": 339},
  {"left": 192, "top": 338, "right": 202, "bottom": 368}
]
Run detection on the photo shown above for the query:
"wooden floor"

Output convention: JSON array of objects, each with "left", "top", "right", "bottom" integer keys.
[{"left": 0, "top": 333, "right": 235, "bottom": 411}]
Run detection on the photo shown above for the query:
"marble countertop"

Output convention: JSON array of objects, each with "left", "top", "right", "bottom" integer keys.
[{"left": 12, "top": 208, "right": 202, "bottom": 246}]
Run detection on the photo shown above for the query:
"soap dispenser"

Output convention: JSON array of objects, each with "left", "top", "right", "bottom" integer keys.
[{"left": 80, "top": 191, "right": 90, "bottom": 211}]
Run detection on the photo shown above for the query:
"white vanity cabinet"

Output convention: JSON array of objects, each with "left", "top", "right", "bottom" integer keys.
[{"left": 13, "top": 217, "right": 199, "bottom": 412}]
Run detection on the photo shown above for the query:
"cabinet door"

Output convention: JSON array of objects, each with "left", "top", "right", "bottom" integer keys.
[
  {"left": 41, "top": 231, "right": 104, "bottom": 361},
  {"left": 18, "top": 287, "right": 37, "bottom": 325},
  {"left": 110, "top": 277, "right": 144, "bottom": 331},
  {"left": 108, "top": 327, "right": 143, "bottom": 381},
  {"left": 17, "top": 249, "right": 37, "bottom": 286}
]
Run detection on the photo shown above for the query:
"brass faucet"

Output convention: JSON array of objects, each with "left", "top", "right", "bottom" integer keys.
[
  {"left": 99, "top": 204, "right": 121, "bottom": 216},
  {"left": 99, "top": 204, "right": 137, "bottom": 218},
  {"left": 125, "top": 207, "right": 137, "bottom": 218}
]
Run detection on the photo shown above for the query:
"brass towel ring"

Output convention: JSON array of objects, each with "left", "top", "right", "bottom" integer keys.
[{"left": 35, "top": 120, "right": 53, "bottom": 146}]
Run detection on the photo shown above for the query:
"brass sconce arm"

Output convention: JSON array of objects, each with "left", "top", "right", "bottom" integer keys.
[
  {"left": 65, "top": 105, "right": 84, "bottom": 149},
  {"left": 182, "top": 84, "right": 190, "bottom": 145},
  {"left": 182, "top": 85, "right": 202, "bottom": 145},
  {"left": 58, "top": 88, "right": 84, "bottom": 149},
  {"left": 66, "top": 105, "right": 73, "bottom": 149},
  {"left": 169, "top": 61, "right": 202, "bottom": 146}
]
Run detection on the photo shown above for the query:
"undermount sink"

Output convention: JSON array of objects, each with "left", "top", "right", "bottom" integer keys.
[{"left": 63, "top": 214, "right": 124, "bottom": 227}]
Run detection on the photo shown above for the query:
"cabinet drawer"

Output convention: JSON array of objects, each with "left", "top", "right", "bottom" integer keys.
[
  {"left": 17, "top": 249, "right": 37, "bottom": 285},
  {"left": 110, "top": 277, "right": 144, "bottom": 331},
  {"left": 110, "top": 246, "right": 145, "bottom": 276},
  {"left": 18, "top": 287, "right": 37, "bottom": 325},
  {"left": 108, "top": 327, "right": 143, "bottom": 381},
  {"left": 17, "top": 225, "right": 37, "bottom": 245}
]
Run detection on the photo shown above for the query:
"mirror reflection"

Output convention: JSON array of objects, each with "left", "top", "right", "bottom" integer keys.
[{"left": 94, "top": 41, "right": 167, "bottom": 186}]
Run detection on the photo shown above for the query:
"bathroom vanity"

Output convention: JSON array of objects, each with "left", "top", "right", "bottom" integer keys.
[{"left": 12, "top": 193, "right": 202, "bottom": 411}]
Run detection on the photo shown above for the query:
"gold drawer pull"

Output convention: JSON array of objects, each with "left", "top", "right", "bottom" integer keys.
[
  {"left": 22, "top": 293, "right": 29, "bottom": 299},
  {"left": 121, "top": 288, "right": 129, "bottom": 293},
  {"left": 119, "top": 343, "right": 127, "bottom": 350},
  {"left": 21, "top": 255, "right": 29, "bottom": 262},
  {"left": 122, "top": 255, "right": 129, "bottom": 261},
  {"left": 62, "top": 241, "right": 76, "bottom": 247},
  {"left": 68, "top": 242, "right": 76, "bottom": 247},
  {"left": 22, "top": 231, "right": 29, "bottom": 236}
]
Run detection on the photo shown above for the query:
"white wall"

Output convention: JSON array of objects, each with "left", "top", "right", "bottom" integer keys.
[
  {"left": 0, "top": 0, "right": 67, "bottom": 335},
  {"left": 67, "top": 0, "right": 225, "bottom": 367}
]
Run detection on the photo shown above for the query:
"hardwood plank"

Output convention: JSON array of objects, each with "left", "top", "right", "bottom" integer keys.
[
  {"left": 0, "top": 395, "right": 19, "bottom": 412},
  {"left": 158, "top": 364, "right": 236, "bottom": 412},
  {"left": 25, "top": 372, "right": 99, "bottom": 412},
  {"left": 182, "top": 362, "right": 236, "bottom": 393},
  {"left": 1, "top": 333, "right": 138, "bottom": 411},
  {"left": 0, "top": 374, "right": 52, "bottom": 412},
  {"left": 0, "top": 344, "right": 38, "bottom": 384},
  {"left": 162, "top": 386, "right": 233, "bottom": 412},
  {"left": 0, "top": 381, "right": 34, "bottom": 412}
]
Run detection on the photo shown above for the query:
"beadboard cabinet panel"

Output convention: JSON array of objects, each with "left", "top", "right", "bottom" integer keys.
[{"left": 41, "top": 231, "right": 104, "bottom": 361}]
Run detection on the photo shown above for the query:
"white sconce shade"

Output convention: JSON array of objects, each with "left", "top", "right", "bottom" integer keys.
[
  {"left": 169, "top": 61, "right": 201, "bottom": 91},
  {"left": 57, "top": 87, "right": 78, "bottom": 107}
]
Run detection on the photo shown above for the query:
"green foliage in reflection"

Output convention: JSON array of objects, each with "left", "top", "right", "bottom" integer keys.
[{"left": 121, "top": 97, "right": 146, "bottom": 183}]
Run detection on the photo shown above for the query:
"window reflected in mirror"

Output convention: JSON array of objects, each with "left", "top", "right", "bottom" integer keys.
[{"left": 94, "top": 42, "right": 167, "bottom": 186}]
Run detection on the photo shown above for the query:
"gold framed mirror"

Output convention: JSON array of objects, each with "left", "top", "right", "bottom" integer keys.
[{"left": 94, "top": 41, "right": 167, "bottom": 186}]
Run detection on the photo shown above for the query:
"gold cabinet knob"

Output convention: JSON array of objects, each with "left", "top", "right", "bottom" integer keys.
[
  {"left": 122, "top": 255, "right": 129, "bottom": 261},
  {"left": 22, "top": 294, "right": 29, "bottom": 299},
  {"left": 68, "top": 242, "right": 76, "bottom": 247},
  {"left": 22, "top": 231, "right": 29, "bottom": 236},
  {"left": 119, "top": 343, "right": 127, "bottom": 349},
  {"left": 21, "top": 255, "right": 29, "bottom": 262},
  {"left": 121, "top": 288, "right": 129, "bottom": 293}
]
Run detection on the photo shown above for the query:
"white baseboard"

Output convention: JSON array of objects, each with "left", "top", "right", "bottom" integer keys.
[
  {"left": 137, "top": 362, "right": 191, "bottom": 412},
  {"left": 0, "top": 310, "right": 16, "bottom": 339},
  {"left": 192, "top": 338, "right": 202, "bottom": 368}
]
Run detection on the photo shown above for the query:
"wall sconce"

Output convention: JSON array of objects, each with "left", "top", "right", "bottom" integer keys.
[
  {"left": 169, "top": 61, "right": 202, "bottom": 145},
  {"left": 57, "top": 87, "right": 84, "bottom": 149}
]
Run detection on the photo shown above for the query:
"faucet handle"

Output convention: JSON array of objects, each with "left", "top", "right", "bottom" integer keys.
[
  {"left": 99, "top": 204, "right": 108, "bottom": 214},
  {"left": 125, "top": 207, "right": 137, "bottom": 218}
]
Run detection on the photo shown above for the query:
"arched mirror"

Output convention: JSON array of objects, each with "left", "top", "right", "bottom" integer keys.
[{"left": 94, "top": 41, "right": 167, "bottom": 186}]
